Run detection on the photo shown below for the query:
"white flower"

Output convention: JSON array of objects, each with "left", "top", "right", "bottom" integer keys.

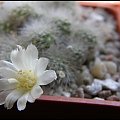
[{"left": 0, "top": 44, "right": 57, "bottom": 111}]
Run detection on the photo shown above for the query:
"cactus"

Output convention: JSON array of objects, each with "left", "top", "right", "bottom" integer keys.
[
  {"left": 0, "top": 5, "right": 37, "bottom": 34},
  {"left": 67, "top": 29, "right": 97, "bottom": 66},
  {"left": 54, "top": 19, "right": 71, "bottom": 35},
  {"left": 0, "top": 33, "right": 18, "bottom": 61},
  {"left": 0, "top": 1, "right": 98, "bottom": 90},
  {"left": 46, "top": 57, "right": 77, "bottom": 88},
  {"left": 32, "top": 33, "right": 56, "bottom": 56}
]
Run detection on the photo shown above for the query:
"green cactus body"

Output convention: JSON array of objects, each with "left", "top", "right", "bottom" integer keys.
[
  {"left": 32, "top": 33, "right": 55, "bottom": 56},
  {"left": 55, "top": 19, "right": 71, "bottom": 35},
  {"left": 0, "top": 5, "right": 37, "bottom": 34},
  {"left": 0, "top": 2, "right": 98, "bottom": 89}
]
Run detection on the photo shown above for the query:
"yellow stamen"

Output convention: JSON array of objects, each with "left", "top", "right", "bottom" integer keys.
[{"left": 16, "top": 70, "right": 36, "bottom": 91}]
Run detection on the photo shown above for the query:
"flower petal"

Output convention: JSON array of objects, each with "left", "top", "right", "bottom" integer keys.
[
  {"left": 31, "top": 85, "right": 43, "bottom": 99},
  {"left": 35, "top": 57, "right": 49, "bottom": 76},
  {"left": 11, "top": 44, "right": 38, "bottom": 71},
  {"left": 37, "top": 70, "right": 57, "bottom": 85},
  {"left": 25, "top": 44, "right": 38, "bottom": 61},
  {"left": 27, "top": 94, "right": 35, "bottom": 103},
  {"left": 23, "top": 44, "right": 38, "bottom": 70},
  {"left": 0, "top": 60, "right": 17, "bottom": 71},
  {"left": 0, "top": 79, "right": 10, "bottom": 90},
  {"left": 0, "top": 90, "right": 12, "bottom": 105},
  {"left": 4, "top": 90, "right": 23, "bottom": 109},
  {"left": 8, "top": 78, "right": 18, "bottom": 84},
  {"left": 10, "top": 47, "right": 26, "bottom": 70},
  {"left": 0, "top": 67, "right": 16, "bottom": 78},
  {"left": 0, "top": 79, "right": 16, "bottom": 91},
  {"left": 17, "top": 93, "right": 29, "bottom": 111}
]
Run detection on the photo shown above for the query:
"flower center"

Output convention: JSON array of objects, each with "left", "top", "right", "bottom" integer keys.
[{"left": 16, "top": 70, "right": 36, "bottom": 91}]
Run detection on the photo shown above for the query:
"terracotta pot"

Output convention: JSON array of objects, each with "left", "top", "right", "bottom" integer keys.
[{"left": 37, "top": 2, "right": 120, "bottom": 108}]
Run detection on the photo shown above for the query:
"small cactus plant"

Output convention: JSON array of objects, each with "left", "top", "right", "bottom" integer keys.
[
  {"left": 0, "top": 1, "right": 98, "bottom": 91},
  {"left": 0, "top": 5, "right": 37, "bottom": 34}
]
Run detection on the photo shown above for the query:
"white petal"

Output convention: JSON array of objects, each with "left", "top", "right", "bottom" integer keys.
[
  {"left": 0, "top": 60, "right": 17, "bottom": 71},
  {"left": 35, "top": 57, "right": 49, "bottom": 76},
  {"left": 25, "top": 44, "right": 38, "bottom": 60},
  {"left": 4, "top": 90, "right": 23, "bottom": 109},
  {"left": 38, "top": 70, "right": 57, "bottom": 85},
  {"left": 0, "top": 67, "right": 16, "bottom": 78},
  {"left": 17, "top": 93, "right": 29, "bottom": 111},
  {"left": 27, "top": 94, "right": 35, "bottom": 103},
  {"left": 0, "top": 79, "right": 16, "bottom": 91},
  {"left": 31, "top": 86, "right": 43, "bottom": 99},
  {"left": 10, "top": 46, "right": 26, "bottom": 70},
  {"left": 23, "top": 44, "right": 38, "bottom": 70},
  {"left": 8, "top": 78, "right": 18, "bottom": 84},
  {"left": 0, "top": 90, "right": 12, "bottom": 105},
  {"left": 0, "top": 79, "right": 10, "bottom": 90}
]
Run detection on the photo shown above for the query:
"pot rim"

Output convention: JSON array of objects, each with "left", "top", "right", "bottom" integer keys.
[{"left": 38, "top": 95, "right": 120, "bottom": 107}]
